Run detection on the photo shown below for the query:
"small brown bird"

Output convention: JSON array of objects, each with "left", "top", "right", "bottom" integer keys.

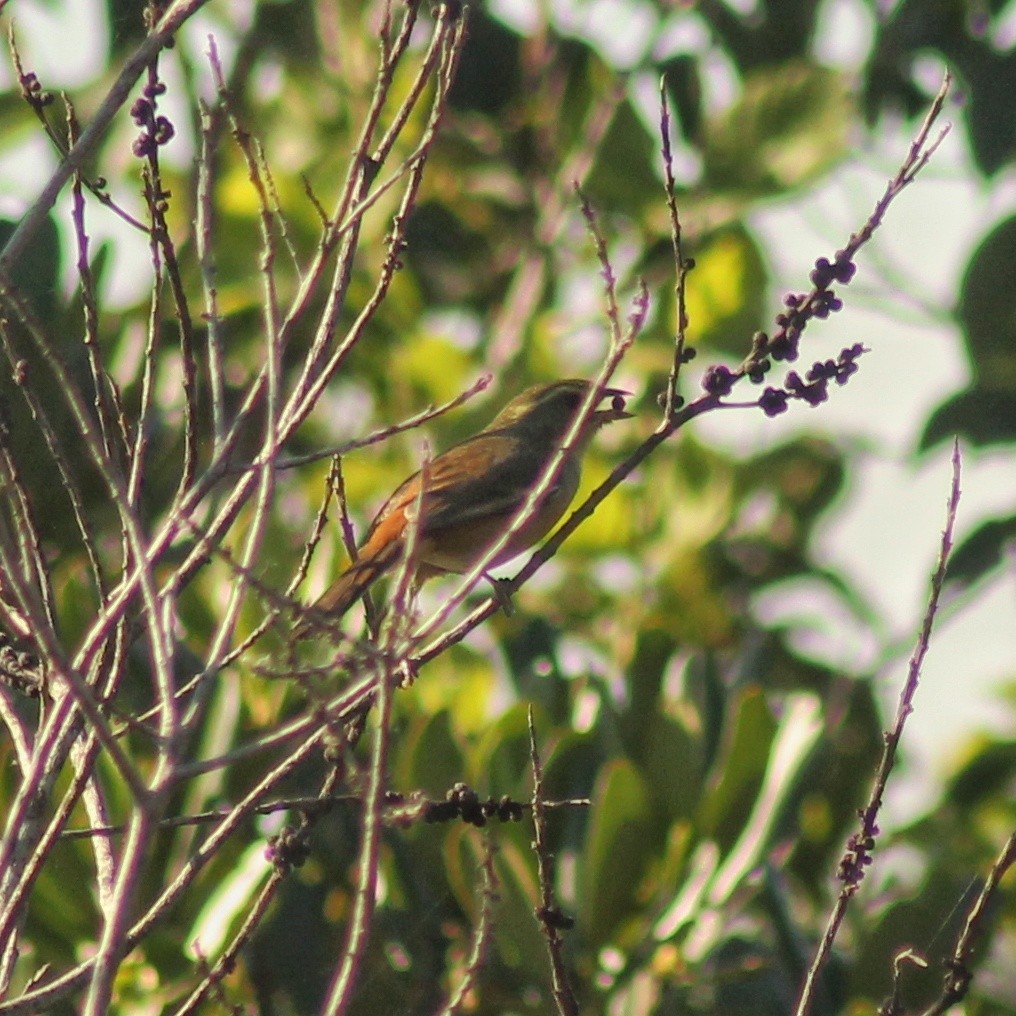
[{"left": 300, "top": 379, "right": 631, "bottom": 628}]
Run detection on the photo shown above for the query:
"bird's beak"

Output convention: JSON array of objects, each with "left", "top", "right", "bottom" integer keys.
[{"left": 596, "top": 386, "right": 634, "bottom": 423}]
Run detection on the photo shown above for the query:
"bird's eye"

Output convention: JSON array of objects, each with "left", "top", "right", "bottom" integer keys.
[{"left": 611, "top": 393, "right": 627, "bottom": 413}]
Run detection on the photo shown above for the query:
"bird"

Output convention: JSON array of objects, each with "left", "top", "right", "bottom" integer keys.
[{"left": 297, "top": 378, "right": 632, "bottom": 630}]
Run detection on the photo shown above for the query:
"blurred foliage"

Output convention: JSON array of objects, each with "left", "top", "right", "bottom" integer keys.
[
  {"left": 869, "top": 0, "right": 1016, "bottom": 595},
  {"left": 922, "top": 211, "right": 1016, "bottom": 588},
  {"left": 1, "top": 0, "right": 1015, "bottom": 1014},
  {"left": 863, "top": 0, "right": 1016, "bottom": 176}
]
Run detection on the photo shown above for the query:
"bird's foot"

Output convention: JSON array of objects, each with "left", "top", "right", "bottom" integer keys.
[
  {"left": 397, "top": 659, "right": 419, "bottom": 688},
  {"left": 484, "top": 575, "right": 516, "bottom": 616}
]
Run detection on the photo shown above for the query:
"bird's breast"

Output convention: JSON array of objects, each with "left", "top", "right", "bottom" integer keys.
[{"left": 419, "top": 456, "right": 581, "bottom": 574}]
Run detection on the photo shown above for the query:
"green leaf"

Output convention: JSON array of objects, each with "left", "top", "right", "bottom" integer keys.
[
  {"left": 863, "top": 1, "right": 1016, "bottom": 176},
  {"left": 542, "top": 730, "right": 608, "bottom": 804},
  {"left": 684, "top": 225, "right": 768, "bottom": 356},
  {"left": 448, "top": 10, "right": 521, "bottom": 114},
  {"left": 491, "top": 838, "right": 556, "bottom": 980},
  {"left": 640, "top": 712, "right": 704, "bottom": 822},
  {"left": 499, "top": 615, "right": 571, "bottom": 722},
  {"left": 957, "top": 214, "right": 1016, "bottom": 379},
  {"left": 920, "top": 387, "right": 1016, "bottom": 449},
  {"left": 473, "top": 702, "right": 537, "bottom": 795},
  {"left": 620, "top": 629, "right": 677, "bottom": 750},
  {"left": 398, "top": 710, "right": 465, "bottom": 798},
  {"left": 704, "top": 62, "right": 851, "bottom": 197},
  {"left": 578, "top": 759, "right": 653, "bottom": 946},
  {"left": 947, "top": 513, "right": 1016, "bottom": 585},
  {"left": 687, "top": 651, "right": 728, "bottom": 774},
  {"left": 0, "top": 213, "right": 61, "bottom": 323},
  {"left": 696, "top": 687, "right": 775, "bottom": 848},
  {"left": 741, "top": 437, "right": 845, "bottom": 522},
  {"left": 390, "top": 333, "right": 473, "bottom": 404},
  {"left": 584, "top": 98, "right": 660, "bottom": 217},
  {"left": 188, "top": 843, "right": 272, "bottom": 958},
  {"left": 963, "top": 51, "right": 1016, "bottom": 176},
  {"left": 707, "top": 695, "right": 822, "bottom": 905},
  {"left": 947, "top": 738, "right": 1016, "bottom": 807}
]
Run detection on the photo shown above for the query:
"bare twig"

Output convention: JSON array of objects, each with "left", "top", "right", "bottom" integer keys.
[
  {"left": 0, "top": 0, "right": 213, "bottom": 281},
  {"left": 793, "top": 442, "right": 962, "bottom": 1016},
  {"left": 320, "top": 653, "right": 396, "bottom": 1014},
  {"left": 918, "top": 830, "right": 1016, "bottom": 1016},
  {"left": 437, "top": 836, "right": 498, "bottom": 1016},
  {"left": 659, "top": 77, "right": 693, "bottom": 416},
  {"left": 529, "top": 708, "right": 578, "bottom": 1016}
]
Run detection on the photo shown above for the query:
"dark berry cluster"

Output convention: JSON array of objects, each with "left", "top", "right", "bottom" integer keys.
[
  {"left": 747, "top": 350, "right": 771, "bottom": 384},
  {"left": 423, "top": 783, "right": 525, "bottom": 827},
  {"left": 758, "top": 343, "right": 865, "bottom": 417},
  {"left": 701, "top": 364, "right": 735, "bottom": 397},
  {"left": 754, "top": 250, "right": 857, "bottom": 369},
  {"left": 0, "top": 631, "right": 43, "bottom": 698},
  {"left": 771, "top": 293, "right": 808, "bottom": 362},
  {"left": 536, "top": 904, "right": 576, "bottom": 931},
  {"left": 812, "top": 289, "right": 844, "bottom": 320},
  {"left": 19, "top": 71, "right": 53, "bottom": 111},
  {"left": 811, "top": 250, "right": 857, "bottom": 289},
  {"left": 699, "top": 246, "right": 860, "bottom": 404},
  {"left": 130, "top": 80, "right": 174, "bottom": 159},
  {"left": 758, "top": 387, "right": 789, "bottom": 416},
  {"left": 265, "top": 825, "right": 311, "bottom": 872},
  {"left": 838, "top": 820, "right": 878, "bottom": 889},
  {"left": 785, "top": 369, "right": 829, "bottom": 407}
]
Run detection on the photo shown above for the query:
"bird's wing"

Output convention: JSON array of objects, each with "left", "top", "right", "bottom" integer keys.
[{"left": 367, "top": 431, "right": 551, "bottom": 538}]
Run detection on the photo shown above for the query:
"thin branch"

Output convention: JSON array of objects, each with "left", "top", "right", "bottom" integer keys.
[
  {"left": 196, "top": 95, "right": 226, "bottom": 450},
  {"left": 918, "top": 830, "right": 1016, "bottom": 1016},
  {"left": 529, "top": 709, "right": 578, "bottom": 1016},
  {"left": 0, "top": 725, "right": 327, "bottom": 1015},
  {"left": 0, "top": 0, "right": 213, "bottom": 282},
  {"left": 436, "top": 836, "right": 498, "bottom": 1016},
  {"left": 658, "top": 76, "right": 693, "bottom": 417},
  {"left": 69, "top": 101, "right": 126, "bottom": 486},
  {"left": 793, "top": 442, "right": 962, "bottom": 1016},
  {"left": 319, "top": 656, "right": 396, "bottom": 1014},
  {"left": 172, "top": 869, "right": 283, "bottom": 1016},
  {"left": 280, "top": 8, "right": 467, "bottom": 438},
  {"left": 739, "top": 73, "right": 952, "bottom": 386},
  {"left": 275, "top": 374, "right": 493, "bottom": 472}
]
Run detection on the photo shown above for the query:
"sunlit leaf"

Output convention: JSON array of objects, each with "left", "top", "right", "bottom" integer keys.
[
  {"left": 704, "top": 62, "right": 852, "bottom": 196},
  {"left": 579, "top": 758, "right": 654, "bottom": 946}
]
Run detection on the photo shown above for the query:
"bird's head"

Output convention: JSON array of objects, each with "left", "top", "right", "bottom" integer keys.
[{"left": 487, "top": 379, "right": 632, "bottom": 441}]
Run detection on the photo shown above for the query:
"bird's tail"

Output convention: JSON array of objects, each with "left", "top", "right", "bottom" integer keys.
[{"left": 295, "top": 541, "right": 401, "bottom": 637}]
